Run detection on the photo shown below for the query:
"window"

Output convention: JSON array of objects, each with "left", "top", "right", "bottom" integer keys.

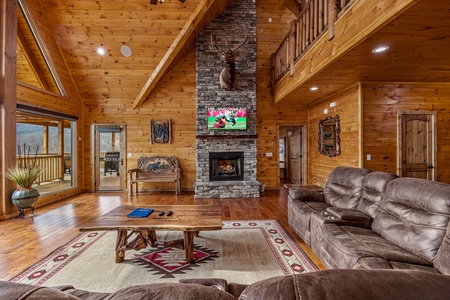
[{"left": 16, "top": 107, "right": 77, "bottom": 195}]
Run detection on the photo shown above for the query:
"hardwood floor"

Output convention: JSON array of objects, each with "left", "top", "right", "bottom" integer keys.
[{"left": 0, "top": 188, "right": 324, "bottom": 281}]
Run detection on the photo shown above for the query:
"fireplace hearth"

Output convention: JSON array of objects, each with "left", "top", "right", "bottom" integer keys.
[{"left": 210, "top": 152, "right": 244, "bottom": 181}]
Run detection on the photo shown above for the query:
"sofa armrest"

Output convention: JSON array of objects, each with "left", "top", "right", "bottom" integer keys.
[
  {"left": 326, "top": 207, "right": 372, "bottom": 221},
  {"left": 323, "top": 207, "right": 373, "bottom": 228},
  {"left": 178, "top": 278, "right": 228, "bottom": 292},
  {"left": 288, "top": 189, "right": 325, "bottom": 202}
]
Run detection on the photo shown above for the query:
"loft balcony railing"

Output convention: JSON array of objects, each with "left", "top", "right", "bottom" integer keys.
[
  {"left": 17, "top": 153, "right": 71, "bottom": 184},
  {"left": 271, "top": 0, "right": 353, "bottom": 89}
]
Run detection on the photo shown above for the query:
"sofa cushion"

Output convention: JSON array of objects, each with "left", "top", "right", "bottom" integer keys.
[
  {"left": 288, "top": 199, "right": 329, "bottom": 244},
  {"left": 0, "top": 281, "right": 80, "bottom": 300},
  {"left": 57, "top": 283, "right": 236, "bottom": 300},
  {"left": 434, "top": 222, "right": 450, "bottom": 275},
  {"left": 240, "top": 270, "right": 450, "bottom": 300},
  {"left": 372, "top": 178, "right": 450, "bottom": 264},
  {"left": 356, "top": 171, "right": 397, "bottom": 219},
  {"left": 353, "top": 257, "right": 441, "bottom": 273},
  {"left": 320, "top": 224, "right": 430, "bottom": 269},
  {"left": 323, "top": 167, "right": 371, "bottom": 208}
]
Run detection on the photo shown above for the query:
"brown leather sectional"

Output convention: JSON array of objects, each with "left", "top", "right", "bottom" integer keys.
[
  {"left": 2, "top": 269, "right": 450, "bottom": 299},
  {"left": 288, "top": 166, "right": 450, "bottom": 274}
]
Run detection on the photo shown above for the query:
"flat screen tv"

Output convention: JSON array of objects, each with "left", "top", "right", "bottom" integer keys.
[{"left": 207, "top": 107, "right": 247, "bottom": 130}]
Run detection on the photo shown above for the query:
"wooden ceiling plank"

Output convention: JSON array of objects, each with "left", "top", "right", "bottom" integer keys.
[
  {"left": 17, "top": 26, "right": 50, "bottom": 90},
  {"left": 132, "top": 0, "right": 218, "bottom": 109}
]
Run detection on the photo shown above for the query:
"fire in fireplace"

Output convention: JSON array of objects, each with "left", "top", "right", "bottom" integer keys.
[{"left": 209, "top": 152, "right": 244, "bottom": 181}]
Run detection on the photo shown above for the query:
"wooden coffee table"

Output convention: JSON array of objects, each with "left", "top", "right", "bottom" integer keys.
[{"left": 79, "top": 205, "right": 222, "bottom": 263}]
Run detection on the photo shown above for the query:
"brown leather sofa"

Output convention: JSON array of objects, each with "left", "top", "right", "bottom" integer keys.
[
  {"left": 288, "top": 167, "right": 450, "bottom": 275},
  {"left": 288, "top": 167, "right": 396, "bottom": 245},
  {"left": 1, "top": 269, "right": 450, "bottom": 299}
]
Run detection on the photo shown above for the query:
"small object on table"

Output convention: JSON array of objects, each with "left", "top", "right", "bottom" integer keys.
[
  {"left": 166, "top": 210, "right": 173, "bottom": 216},
  {"left": 159, "top": 211, "right": 164, "bottom": 216},
  {"left": 127, "top": 208, "right": 154, "bottom": 218}
]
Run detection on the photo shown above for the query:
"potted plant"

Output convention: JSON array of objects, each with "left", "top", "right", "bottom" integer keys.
[{"left": 5, "top": 145, "right": 42, "bottom": 218}]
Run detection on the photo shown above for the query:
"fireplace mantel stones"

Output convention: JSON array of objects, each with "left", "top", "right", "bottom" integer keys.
[{"left": 194, "top": 181, "right": 261, "bottom": 199}]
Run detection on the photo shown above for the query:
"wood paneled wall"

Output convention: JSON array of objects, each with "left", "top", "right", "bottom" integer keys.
[
  {"left": 307, "top": 85, "right": 362, "bottom": 186},
  {"left": 82, "top": 51, "right": 197, "bottom": 191},
  {"left": 256, "top": 1, "right": 301, "bottom": 189},
  {"left": 362, "top": 83, "right": 450, "bottom": 183},
  {"left": 81, "top": 0, "right": 299, "bottom": 191}
]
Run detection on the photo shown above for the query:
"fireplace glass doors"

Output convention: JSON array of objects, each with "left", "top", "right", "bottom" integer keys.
[{"left": 209, "top": 152, "right": 244, "bottom": 181}]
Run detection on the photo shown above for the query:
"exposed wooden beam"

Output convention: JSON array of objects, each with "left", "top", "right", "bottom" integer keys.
[
  {"left": 17, "top": 26, "right": 50, "bottom": 90},
  {"left": 133, "top": 0, "right": 218, "bottom": 109}
]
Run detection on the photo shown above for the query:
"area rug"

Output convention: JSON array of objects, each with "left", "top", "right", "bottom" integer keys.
[{"left": 10, "top": 220, "right": 318, "bottom": 292}]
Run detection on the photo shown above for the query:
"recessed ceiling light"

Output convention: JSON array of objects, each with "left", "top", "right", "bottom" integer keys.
[
  {"left": 372, "top": 45, "right": 389, "bottom": 53},
  {"left": 310, "top": 86, "right": 319, "bottom": 91},
  {"left": 97, "top": 47, "right": 106, "bottom": 55}
]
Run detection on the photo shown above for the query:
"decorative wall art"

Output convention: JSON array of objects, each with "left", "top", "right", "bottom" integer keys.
[
  {"left": 318, "top": 115, "right": 341, "bottom": 157},
  {"left": 149, "top": 119, "right": 172, "bottom": 144}
]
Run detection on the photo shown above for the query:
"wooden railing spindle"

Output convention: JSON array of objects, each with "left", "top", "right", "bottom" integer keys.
[{"left": 271, "top": 0, "right": 353, "bottom": 86}]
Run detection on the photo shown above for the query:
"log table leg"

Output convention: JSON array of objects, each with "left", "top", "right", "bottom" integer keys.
[
  {"left": 184, "top": 231, "right": 196, "bottom": 263},
  {"left": 115, "top": 230, "right": 128, "bottom": 263}
]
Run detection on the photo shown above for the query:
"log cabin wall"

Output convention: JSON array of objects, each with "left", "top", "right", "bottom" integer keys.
[
  {"left": 307, "top": 84, "right": 362, "bottom": 186},
  {"left": 256, "top": 1, "right": 303, "bottom": 189},
  {"left": 362, "top": 82, "right": 450, "bottom": 183}
]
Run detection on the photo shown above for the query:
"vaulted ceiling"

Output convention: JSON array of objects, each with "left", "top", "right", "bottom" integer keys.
[
  {"left": 18, "top": 0, "right": 236, "bottom": 108},
  {"left": 17, "top": 0, "right": 450, "bottom": 110}
]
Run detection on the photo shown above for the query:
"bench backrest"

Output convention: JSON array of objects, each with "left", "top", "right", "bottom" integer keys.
[{"left": 136, "top": 156, "right": 179, "bottom": 176}]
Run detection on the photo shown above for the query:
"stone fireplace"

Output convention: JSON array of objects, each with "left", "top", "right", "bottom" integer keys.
[{"left": 194, "top": 0, "right": 260, "bottom": 198}]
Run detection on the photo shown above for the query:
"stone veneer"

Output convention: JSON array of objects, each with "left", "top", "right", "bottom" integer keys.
[{"left": 194, "top": 0, "right": 260, "bottom": 198}]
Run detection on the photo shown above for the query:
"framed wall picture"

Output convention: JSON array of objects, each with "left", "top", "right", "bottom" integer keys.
[{"left": 149, "top": 119, "right": 172, "bottom": 144}]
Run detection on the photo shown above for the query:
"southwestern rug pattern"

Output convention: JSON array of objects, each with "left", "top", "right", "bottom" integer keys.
[{"left": 10, "top": 220, "right": 318, "bottom": 292}]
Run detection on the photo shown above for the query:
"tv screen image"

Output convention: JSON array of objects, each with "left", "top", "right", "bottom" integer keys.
[{"left": 207, "top": 107, "right": 247, "bottom": 130}]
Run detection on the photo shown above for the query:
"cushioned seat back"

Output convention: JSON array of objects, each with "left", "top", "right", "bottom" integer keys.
[
  {"left": 323, "top": 167, "right": 371, "bottom": 208},
  {"left": 372, "top": 178, "right": 450, "bottom": 265},
  {"left": 435, "top": 222, "right": 450, "bottom": 275},
  {"left": 356, "top": 171, "right": 398, "bottom": 219}
]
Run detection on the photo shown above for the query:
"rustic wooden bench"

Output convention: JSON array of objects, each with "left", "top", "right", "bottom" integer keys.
[{"left": 127, "top": 156, "right": 181, "bottom": 196}]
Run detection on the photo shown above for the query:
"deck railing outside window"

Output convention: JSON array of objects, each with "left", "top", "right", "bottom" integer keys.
[
  {"left": 271, "top": 0, "right": 353, "bottom": 87},
  {"left": 17, "top": 154, "right": 70, "bottom": 184}
]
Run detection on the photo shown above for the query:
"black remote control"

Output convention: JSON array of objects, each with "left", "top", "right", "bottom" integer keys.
[
  {"left": 166, "top": 210, "right": 173, "bottom": 216},
  {"left": 159, "top": 211, "right": 164, "bottom": 216}
]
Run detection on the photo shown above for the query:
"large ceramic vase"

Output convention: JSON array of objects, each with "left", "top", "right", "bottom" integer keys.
[{"left": 11, "top": 187, "right": 40, "bottom": 218}]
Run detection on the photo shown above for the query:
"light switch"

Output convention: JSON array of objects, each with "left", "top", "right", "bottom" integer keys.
[
  {"left": 127, "top": 153, "right": 132, "bottom": 157},
  {"left": 266, "top": 152, "right": 273, "bottom": 157},
  {"left": 367, "top": 154, "right": 371, "bottom": 161}
]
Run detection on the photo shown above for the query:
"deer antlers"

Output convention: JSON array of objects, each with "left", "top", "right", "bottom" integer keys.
[
  {"left": 209, "top": 32, "right": 248, "bottom": 54},
  {"left": 208, "top": 31, "right": 248, "bottom": 91}
]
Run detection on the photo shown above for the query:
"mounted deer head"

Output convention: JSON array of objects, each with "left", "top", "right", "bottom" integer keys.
[{"left": 209, "top": 32, "right": 248, "bottom": 91}]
